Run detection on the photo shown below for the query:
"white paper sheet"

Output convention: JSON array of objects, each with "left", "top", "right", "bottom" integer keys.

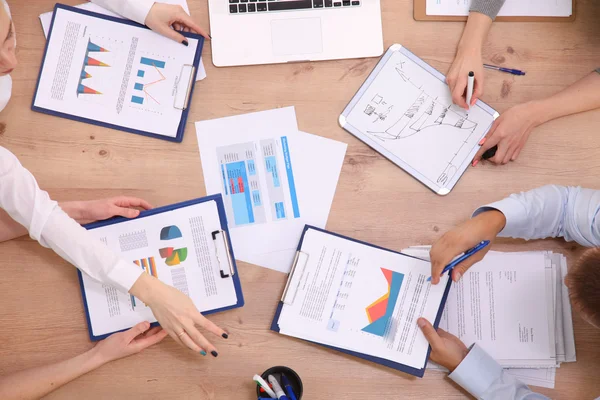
[
  {"left": 39, "top": 1, "right": 206, "bottom": 81},
  {"left": 82, "top": 200, "right": 238, "bottom": 338},
  {"left": 343, "top": 48, "right": 496, "bottom": 194},
  {"left": 196, "top": 107, "right": 347, "bottom": 273},
  {"left": 34, "top": 6, "right": 200, "bottom": 138},
  {"left": 277, "top": 228, "right": 450, "bottom": 369},
  {"left": 426, "top": 0, "right": 572, "bottom": 17}
]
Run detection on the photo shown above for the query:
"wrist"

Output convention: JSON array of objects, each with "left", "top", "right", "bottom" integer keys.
[
  {"left": 526, "top": 99, "right": 557, "bottom": 127},
  {"left": 82, "top": 346, "right": 108, "bottom": 370},
  {"left": 480, "top": 210, "right": 506, "bottom": 236},
  {"left": 458, "top": 12, "right": 493, "bottom": 51},
  {"left": 129, "top": 273, "right": 160, "bottom": 306},
  {"left": 59, "top": 201, "right": 85, "bottom": 222}
]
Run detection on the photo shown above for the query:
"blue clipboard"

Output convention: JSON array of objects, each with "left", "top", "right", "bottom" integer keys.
[
  {"left": 78, "top": 194, "right": 244, "bottom": 341},
  {"left": 31, "top": 4, "right": 203, "bottom": 143},
  {"left": 270, "top": 225, "right": 452, "bottom": 378},
  {"left": 339, "top": 44, "right": 499, "bottom": 196}
]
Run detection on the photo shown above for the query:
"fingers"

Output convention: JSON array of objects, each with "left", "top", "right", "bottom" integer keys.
[
  {"left": 177, "top": 330, "right": 205, "bottom": 354},
  {"left": 430, "top": 240, "right": 460, "bottom": 285},
  {"left": 417, "top": 318, "right": 443, "bottom": 349},
  {"left": 132, "top": 328, "right": 168, "bottom": 352},
  {"left": 156, "top": 24, "right": 188, "bottom": 45},
  {"left": 190, "top": 311, "right": 229, "bottom": 339},
  {"left": 471, "top": 78, "right": 483, "bottom": 106},
  {"left": 451, "top": 75, "right": 469, "bottom": 109},
  {"left": 115, "top": 196, "right": 153, "bottom": 210},
  {"left": 449, "top": 251, "right": 486, "bottom": 282},
  {"left": 111, "top": 205, "right": 140, "bottom": 219},
  {"left": 173, "top": 13, "right": 209, "bottom": 38},
  {"left": 182, "top": 320, "right": 218, "bottom": 357},
  {"left": 126, "top": 321, "right": 152, "bottom": 342}
]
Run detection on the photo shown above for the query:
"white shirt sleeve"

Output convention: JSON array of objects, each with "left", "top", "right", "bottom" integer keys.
[
  {"left": 0, "top": 147, "right": 143, "bottom": 293},
  {"left": 89, "top": 0, "right": 155, "bottom": 25},
  {"left": 473, "top": 185, "right": 600, "bottom": 247},
  {"left": 449, "top": 344, "right": 550, "bottom": 400}
]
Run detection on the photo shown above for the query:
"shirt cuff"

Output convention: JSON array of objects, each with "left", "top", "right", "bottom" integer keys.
[
  {"left": 472, "top": 197, "right": 528, "bottom": 238},
  {"left": 449, "top": 343, "right": 503, "bottom": 398},
  {"left": 107, "top": 260, "right": 145, "bottom": 293},
  {"left": 124, "top": 0, "right": 155, "bottom": 25}
]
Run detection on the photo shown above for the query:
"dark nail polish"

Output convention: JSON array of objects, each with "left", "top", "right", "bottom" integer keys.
[
  {"left": 222, "top": 333, "right": 229, "bottom": 339},
  {"left": 182, "top": 40, "right": 189, "bottom": 47},
  {"left": 200, "top": 350, "right": 207, "bottom": 356},
  {"left": 208, "top": 34, "right": 212, "bottom": 39},
  {"left": 211, "top": 350, "right": 218, "bottom": 358}
]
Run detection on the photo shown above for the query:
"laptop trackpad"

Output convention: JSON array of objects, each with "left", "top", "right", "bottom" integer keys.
[{"left": 271, "top": 18, "right": 323, "bottom": 56}]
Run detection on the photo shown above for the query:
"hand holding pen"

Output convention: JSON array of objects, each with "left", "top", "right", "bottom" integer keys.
[{"left": 429, "top": 211, "right": 506, "bottom": 284}]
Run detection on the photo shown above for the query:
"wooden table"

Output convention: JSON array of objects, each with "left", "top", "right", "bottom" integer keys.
[{"left": 1, "top": 0, "right": 599, "bottom": 398}]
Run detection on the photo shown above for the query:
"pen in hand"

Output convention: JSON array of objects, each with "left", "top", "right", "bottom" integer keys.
[{"left": 427, "top": 240, "right": 490, "bottom": 282}]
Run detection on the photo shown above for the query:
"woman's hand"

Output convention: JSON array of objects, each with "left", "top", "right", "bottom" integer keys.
[
  {"left": 473, "top": 101, "right": 544, "bottom": 165},
  {"left": 418, "top": 318, "right": 468, "bottom": 371},
  {"left": 145, "top": 3, "right": 209, "bottom": 45},
  {"left": 129, "top": 274, "right": 228, "bottom": 357},
  {"left": 92, "top": 321, "right": 168, "bottom": 365},
  {"left": 429, "top": 210, "right": 506, "bottom": 284},
  {"left": 446, "top": 41, "right": 484, "bottom": 109},
  {"left": 446, "top": 12, "right": 493, "bottom": 109},
  {"left": 61, "top": 196, "right": 152, "bottom": 225}
]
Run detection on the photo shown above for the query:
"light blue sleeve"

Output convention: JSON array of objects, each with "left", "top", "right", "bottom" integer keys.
[
  {"left": 449, "top": 344, "right": 550, "bottom": 399},
  {"left": 473, "top": 185, "right": 600, "bottom": 247}
]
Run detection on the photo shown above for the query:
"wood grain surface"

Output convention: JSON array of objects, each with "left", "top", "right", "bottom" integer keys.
[{"left": 1, "top": 1, "right": 599, "bottom": 398}]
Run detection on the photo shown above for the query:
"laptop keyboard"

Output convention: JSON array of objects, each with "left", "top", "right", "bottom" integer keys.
[{"left": 229, "top": 0, "right": 361, "bottom": 14}]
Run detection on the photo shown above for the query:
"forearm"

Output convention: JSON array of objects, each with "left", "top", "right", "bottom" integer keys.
[
  {"left": 458, "top": 11, "right": 494, "bottom": 54},
  {"left": 470, "top": 0, "right": 506, "bottom": 20},
  {"left": 89, "top": 0, "right": 155, "bottom": 25},
  {"left": 0, "top": 348, "right": 105, "bottom": 400},
  {"left": 527, "top": 71, "right": 600, "bottom": 126},
  {"left": 0, "top": 209, "right": 27, "bottom": 242}
]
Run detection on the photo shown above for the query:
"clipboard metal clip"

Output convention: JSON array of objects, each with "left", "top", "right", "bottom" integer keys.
[
  {"left": 173, "top": 64, "right": 195, "bottom": 111},
  {"left": 281, "top": 250, "right": 309, "bottom": 305},
  {"left": 211, "top": 230, "right": 235, "bottom": 279}
]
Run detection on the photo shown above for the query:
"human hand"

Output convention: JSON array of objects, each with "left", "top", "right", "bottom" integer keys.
[
  {"left": 473, "top": 101, "right": 543, "bottom": 166},
  {"left": 129, "top": 274, "right": 228, "bottom": 357},
  {"left": 446, "top": 43, "right": 484, "bottom": 109},
  {"left": 62, "top": 196, "right": 152, "bottom": 225},
  {"left": 145, "top": 3, "right": 209, "bottom": 45},
  {"left": 429, "top": 210, "right": 506, "bottom": 284},
  {"left": 418, "top": 318, "right": 468, "bottom": 371},
  {"left": 92, "top": 321, "right": 167, "bottom": 365}
]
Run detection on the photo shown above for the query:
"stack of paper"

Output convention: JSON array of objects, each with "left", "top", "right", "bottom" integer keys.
[
  {"left": 195, "top": 107, "right": 347, "bottom": 273},
  {"left": 403, "top": 247, "right": 576, "bottom": 389}
]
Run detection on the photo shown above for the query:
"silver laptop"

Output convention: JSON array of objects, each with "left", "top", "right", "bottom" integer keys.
[{"left": 208, "top": 0, "right": 383, "bottom": 67}]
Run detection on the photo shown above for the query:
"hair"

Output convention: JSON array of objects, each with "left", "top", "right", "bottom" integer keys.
[{"left": 568, "top": 247, "right": 600, "bottom": 327}]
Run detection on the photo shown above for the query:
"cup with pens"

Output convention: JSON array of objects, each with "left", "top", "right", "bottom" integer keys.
[{"left": 254, "top": 366, "right": 303, "bottom": 400}]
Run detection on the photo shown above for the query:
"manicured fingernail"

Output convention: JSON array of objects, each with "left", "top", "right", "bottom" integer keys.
[
  {"left": 200, "top": 350, "right": 207, "bottom": 356},
  {"left": 211, "top": 351, "right": 218, "bottom": 358},
  {"left": 478, "top": 137, "right": 487, "bottom": 146},
  {"left": 182, "top": 40, "right": 189, "bottom": 47},
  {"left": 417, "top": 318, "right": 425, "bottom": 328},
  {"left": 208, "top": 34, "right": 212, "bottom": 39},
  {"left": 222, "top": 333, "right": 228, "bottom": 339},
  {"left": 472, "top": 159, "right": 479, "bottom": 167}
]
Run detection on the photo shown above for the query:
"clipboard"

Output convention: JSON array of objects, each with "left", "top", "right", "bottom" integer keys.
[
  {"left": 77, "top": 194, "right": 244, "bottom": 341},
  {"left": 270, "top": 225, "right": 453, "bottom": 378},
  {"left": 31, "top": 4, "right": 202, "bottom": 143},
  {"left": 339, "top": 44, "right": 499, "bottom": 196},
  {"left": 414, "top": 0, "right": 576, "bottom": 22}
]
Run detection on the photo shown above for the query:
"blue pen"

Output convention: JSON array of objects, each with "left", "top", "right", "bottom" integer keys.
[
  {"left": 483, "top": 64, "right": 526, "bottom": 76},
  {"left": 280, "top": 374, "right": 297, "bottom": 400},
  {"left": 427, "top": 240, "right": 490, "bottom": 282}
]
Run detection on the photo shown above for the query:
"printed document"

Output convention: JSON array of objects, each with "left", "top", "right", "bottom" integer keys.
[
  {"left": 426, "top": 0, "right": 572, "bottom": 17},
  {"left": 33, "top": 6, "right": 200, "bottom": 138},
  {"left": 82, "top": 200, "right": 238, "bottom": 338},
  {"left": 277, "top": 229, "right": 450, "bottom": 369},
  {"left": 196, "top": 107, "right": 347, "bottom": 272}
]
